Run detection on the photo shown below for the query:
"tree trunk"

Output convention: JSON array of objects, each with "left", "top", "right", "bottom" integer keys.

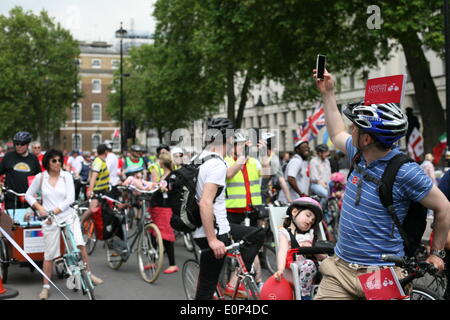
[
  {"left": 226, "top": 66, "right": 236, "bottom": 126},
  {"left": 399, "top": 31, "right": 445, "bottom": 154},
  {"left": 235, "top": 72, "right": 251, "bottom": 129}
]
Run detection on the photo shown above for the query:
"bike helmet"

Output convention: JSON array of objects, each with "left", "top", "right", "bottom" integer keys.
[
  {"left": 131, "top": 145, "right": 143, "bottom": 152},
  {"left": 343, "top": 101, "right": 408, "bottom": 146},
  {"left": 330, "top": 172, "right": 345, "bottom": 184},
  {"left": 287, "top": 197, "right": 323, "bottom": 227},
  {"left": 234, "top": 131, "right": 247, "bottom": 143},
  {"left": 294, "top": 139, "right": 308, "bottom": 149},
  {"left": 260, "top": 275, "right": 294, "bottom": 300},
  {"left": 13, "top": 131, "right": 32, "bottom": 144},
  {"left": 315, "top": 144, "right": 329, "bottom": 153},
  {"left": 206, "top": 117, "right": 234, "bottom": 143},
  {"left": 170, "top": 146, "right": 183, "bottom": 156},
  {"left": 156, "top": 144, "right": 170, "bottom": 155}
]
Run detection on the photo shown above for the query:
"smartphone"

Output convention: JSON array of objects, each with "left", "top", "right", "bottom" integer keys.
[{"left": 316, "top": 54, "right": 326, "bottom": 80}]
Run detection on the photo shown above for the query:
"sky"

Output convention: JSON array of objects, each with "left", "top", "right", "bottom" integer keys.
[{"left": 0, "top": 0, "right": 157, "bottom": 44}]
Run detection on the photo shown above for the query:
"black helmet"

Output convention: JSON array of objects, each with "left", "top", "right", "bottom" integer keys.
[
  {"left": 315, "top": 144, "right": 329, "bottom": 153},
  {"left": 156, "top": 144, "right": 170, "bottom": 155},
  {"left": 13, "top": 131, "right": 32, "bottom": 144},
  {"left": 206, "top": 118, "right": 234, "bottom": 144},
  {"left": 131, "top": 145, "right": 143, "bottom": 152}
]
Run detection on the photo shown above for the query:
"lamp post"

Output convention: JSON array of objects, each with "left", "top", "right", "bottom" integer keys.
[
  {"left": 255, "top": 95, "right": 265, "bottom": 129},
  {"left": 74, "top": 59, "right": 80, "bottom": 150},
  {"left": 115, "top": 22, "right": 127, "bottom": 154}
]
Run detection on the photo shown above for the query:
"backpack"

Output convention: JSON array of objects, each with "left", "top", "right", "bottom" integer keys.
[
  {"left": 349, "top": 152, "right": 428, "bottom": 258},
  {"left": 168, "top": 154, "right": 224, "bottom": 233}
]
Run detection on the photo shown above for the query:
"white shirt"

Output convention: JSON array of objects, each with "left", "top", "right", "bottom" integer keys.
[
  {"left": 106, "top": 152, "right": 120, "bottom": 186},
  {"left": 278, "top": 154, "right": 310, "bottom": 202},
  {"left": 193, "top": 151, "right": 231, "bottom": 239},
  {"left": 25, "top": 170, "right": 75, "bottom": 220},
  {"left": 279, "top": 227, "right": 314, "bottom": 247},
  {"left": 68, "top": 155, "right": 83, "bottom": 176}
]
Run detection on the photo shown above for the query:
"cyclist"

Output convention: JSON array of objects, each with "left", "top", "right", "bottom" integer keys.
[
  {"left": 81, "top": 144, "right": 110, "bottom": 225},
  {"left": 124, "top": 145, "right": 147, "bottom": 181},
  {"left": 313, "top": 68, "right": 450, "bottom": 300},
  {"left": 260, "top": 132, "right": 292, "bottom": 204},
  {"left": 310, "top": 144, "right": 332, "bottom": 208},
  {"left": 278, "top": 139, "right": 311, "bottom": 204},
  {"left": 193, "top": 117, "right": 233, "bottom": 300},
  {"left": 79, "top": 151, "right": 92, "bottom": 200},
  {"left": 171, "top": 146, "right": 185, "bottom": 169},
  {"left": 0, "top": 131, "right": 41, "bottom": 209},
  {"left": 105, "top": 142, "right": 120, "bottom": 199},
  {"left": 149, "top": 144, "right": 170, "bottom": 182},
  {"left": 25, "top": 149, "right": 103, "bottom": 300},
  {"left": 224, "top": 130, "right": 265, "bottom": 295},
  {"left": 30, "top": 141, "right": 45, "bottom": 171}
]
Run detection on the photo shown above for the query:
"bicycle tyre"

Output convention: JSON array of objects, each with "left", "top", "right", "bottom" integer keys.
[
  {"left": 82, "top": 219, "right": 97, "bottom": 255},
  {"left": 137, "top": 223, "right": 164, "bottom": 283},
  {"left": 105, "top": 237, "right": 124, "bottom": 270},
  {"left": 0, "top": 237, "right": 9, "bottom": 283},
  {"left": 243, "top": 276, "right": 260, "bottom": 300},
  {"left": 80, "top": 269, "right": 96, "bottom": 300},
  {"left": 182, "top": 259, "right": 200, "bottom": 300},
  {"left": 183, "top": 233, "right": 194, "bottom": 252},
  {"left": 262, "top": 243, "right": 277, "bottom": 274},
  {"left": 410, "top": 285, "right": 442, "bottom": 300}
]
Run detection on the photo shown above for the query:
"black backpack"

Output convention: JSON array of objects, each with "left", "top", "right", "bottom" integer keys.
[
  {"left": 349, "top": 152, "right": 428, "bottom": 258},
  {"left": 168, "top": 154, "right": 224, "bottom": 233}
]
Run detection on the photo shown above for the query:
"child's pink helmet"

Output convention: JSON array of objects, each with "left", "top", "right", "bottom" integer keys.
[
  {"left": 287, "top": 197, "right": 323, "bottom": 227},
  {"left": 330, "top": 172, "right": 345, "bottom": 184}
]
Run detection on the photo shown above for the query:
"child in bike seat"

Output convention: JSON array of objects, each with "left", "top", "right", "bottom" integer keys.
[
  {"left": 273, "top": 197, "right": 326, "bottom": 299},
  {"left": 122, "top": 165, "right": 157, "bottom": 191}
]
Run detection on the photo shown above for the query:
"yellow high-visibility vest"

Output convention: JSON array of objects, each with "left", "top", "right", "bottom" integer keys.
[{"left": 225, "top": 156, "right": 262, "bottom": 208}]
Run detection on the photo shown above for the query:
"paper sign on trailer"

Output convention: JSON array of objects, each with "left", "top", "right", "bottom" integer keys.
[
  {"left": 364, "top": 74, "right": 407, "bottom": 105},
  {"left": 23, "top": 228, "right": 45, "bottom": 254}
]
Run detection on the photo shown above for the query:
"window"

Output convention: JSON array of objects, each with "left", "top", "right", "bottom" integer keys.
[
  {"left": 72, "top": 134, "right": 82, "bottom": 151},
  {"left": 92, "top": 104, "right": 101, "bottom": 122},
  {"left": 92, "top": 134, "right": 101, "bottom": 150},
  {"left": 91, "top": 59, "right": 101, "bottom": 69},
  {"left": 92, "top": 79, "right": 101, "bottom": 93},
  {"left": 72, "top": 103, "right": 81, "bottom": 121},
  {"left": 111, "top": 60, "right": 120, "bottom": 69}
]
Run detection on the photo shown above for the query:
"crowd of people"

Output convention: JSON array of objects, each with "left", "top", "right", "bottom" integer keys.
[{"left": 1, "top": 67, "right": 450, "bottom": 300}]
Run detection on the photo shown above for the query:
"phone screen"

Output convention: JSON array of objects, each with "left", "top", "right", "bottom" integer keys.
[{"left": 316, "top": 54, "right": 326, "bottom": 80}]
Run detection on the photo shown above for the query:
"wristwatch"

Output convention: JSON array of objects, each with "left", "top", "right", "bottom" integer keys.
[{"left": 430, "top": 249, "right": 446, "bottom": 259}]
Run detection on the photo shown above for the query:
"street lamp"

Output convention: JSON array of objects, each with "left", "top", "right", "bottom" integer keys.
[
  {"left": 255, "top": 95, "right": 265, "bottom": 128},
  {"left": 115, "top": 22, "right": 127, "bottom": 154},
  {"left": 73, "top": 59, "right": 80, "bottom": 150}
]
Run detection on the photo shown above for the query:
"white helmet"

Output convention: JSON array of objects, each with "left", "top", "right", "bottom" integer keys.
[
  {"left": 234, "top": 132, "right": 248, "bottom": 143},
  {"left": 170, "top": 147, "right": 184, "bottom": 156}
]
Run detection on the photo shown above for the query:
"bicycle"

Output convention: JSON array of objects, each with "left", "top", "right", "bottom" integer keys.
[
  {"left": 182, "top": 227, "right": 262, "bottom": 300},
  {"left": 42, "top": 210, "right": 95, "bottom": 300},
  {"left": 102, "top": 185, "right": 164, "bottom": 283},
  {"left": 381, "top": 254, "right": 445, "bottom": 300}
]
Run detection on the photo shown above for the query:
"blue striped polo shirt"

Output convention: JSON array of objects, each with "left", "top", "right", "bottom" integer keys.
[{"left": 335, "top": 137, "right": 433, "bottom": 266}]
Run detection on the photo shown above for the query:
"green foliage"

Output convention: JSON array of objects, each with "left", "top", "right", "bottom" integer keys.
[{"left": 0, "top": 6, "right": 79, "bottom": 146}]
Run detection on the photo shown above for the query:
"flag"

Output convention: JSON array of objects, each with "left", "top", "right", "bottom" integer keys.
[
  {"left": 407, "top": 127, "right": 424, "bottom": 162},
  {"left": 432, "top": 133, "right": 447, "bottom": 165},
  {"left": 112, "top": 129, "right": 120, "bottom": 139},
  {"left": 299, "top": 102, "right": 325, "bottom": 141},
  {"left": 322, "top": 129, "right": 334, "bottom": 148}
]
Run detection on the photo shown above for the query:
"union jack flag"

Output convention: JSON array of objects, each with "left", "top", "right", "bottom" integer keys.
[{"left": 294, "top": 102, "right": 325, "bottom": 142}]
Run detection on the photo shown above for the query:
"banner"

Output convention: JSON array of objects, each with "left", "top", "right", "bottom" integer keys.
[
  {"left": 364, "top": 74, "right": 407, "bottom": 105},
  {"left": 408, "top": 127, "right": 424, "bottom": 162}
]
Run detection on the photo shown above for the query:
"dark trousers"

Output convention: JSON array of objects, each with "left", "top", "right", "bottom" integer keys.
[
  {"left": 227, "top": 212, "right": 265, "bottom": 272},
  {"left": 74, "top": 179, "right": 82, "bottom": 201},
  {"left": 194, "top": 233, "right": 231, "bottom": 300}
]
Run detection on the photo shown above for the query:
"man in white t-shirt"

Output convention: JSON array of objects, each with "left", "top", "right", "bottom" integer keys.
[
  {"left": 105, "top": 143, "right": 120, "bottom": 187},
  {"left": 278, "top": 139, "right": 311, "bottom": 203},
  {"left": 67, "top": 150, "right": 84, "bottom": 200}
]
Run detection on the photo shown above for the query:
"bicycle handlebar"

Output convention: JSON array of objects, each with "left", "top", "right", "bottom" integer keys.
[
  {"left": 381, "top": 254, "right": 439, "bottom": 275},
  {"left": 1, "top": 186, "right": 26, "bottom": 198},
  {"left": 122, "top": 184, "right": 160, "bottom": 194},
  {"left": 200, "top": 227, "right": 265, "bottom": 255}
]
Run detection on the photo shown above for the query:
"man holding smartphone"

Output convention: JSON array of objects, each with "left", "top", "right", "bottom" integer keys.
[{"left": 313, "top": 67, "right": 450, "bottom": 300}]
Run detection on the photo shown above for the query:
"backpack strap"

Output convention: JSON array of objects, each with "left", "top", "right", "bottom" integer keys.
[
  {"left": 285, "top": 227, "right": 300, "bottom": 249},
  {"left": 347, "top": 150, "right": 362, "bottom": 180},
  {"left": 378, "top": 153, "right": 415, "bottom": 253}
]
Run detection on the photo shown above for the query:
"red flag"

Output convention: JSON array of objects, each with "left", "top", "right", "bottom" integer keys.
[{"left": 432, "top": 133, "right": 447, "bottom": 165}]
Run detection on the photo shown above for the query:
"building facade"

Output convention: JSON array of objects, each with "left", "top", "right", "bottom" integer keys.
[{"left": 58, "top": 41, "right": 121, "bottom": 153}]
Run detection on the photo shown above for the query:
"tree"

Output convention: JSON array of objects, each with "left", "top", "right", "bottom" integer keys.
[{"left": 0, "top": 7, "right": 79, "bottom": 148}]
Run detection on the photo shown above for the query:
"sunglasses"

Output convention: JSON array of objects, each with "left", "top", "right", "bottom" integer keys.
[
  {"left": 51, "top": 158, "right": 62, "bottom": 164},
  {"left": 14, "top": 142, "right": 28, "bottom": 146},
  {"left": 33, "top": 146, "right": 41, "bottom": 149}
]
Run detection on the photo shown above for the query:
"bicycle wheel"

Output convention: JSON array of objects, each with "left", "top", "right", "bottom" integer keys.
[
  {"left": 105, "top": 237, "right": 124, "bottom": 270},
  {"left": 262, "top": 243, "right": 277, "bottom": 274},
  {"left": 243, "top": 275, "right": 260, "bottom": 300},
  {"left": 80, "top": 269, "right": 95, "bottom": 300},
  {"left": 182, "top": 259, "right": 200, "bottom": 300},
  {"left": 410, "top": 285, "right": 442, "bottom": 300},
  {"left": 137, "top": 223, "right": 164, "bottom": 283},
  {"left": 0, "top": 237, "right": 9, "bottom": 283},
  {"left": 82, "top": 219, "right": 97, "bottom": 255}
]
